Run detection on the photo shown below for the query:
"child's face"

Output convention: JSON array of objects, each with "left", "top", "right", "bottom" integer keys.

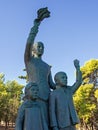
[
  {"left": 29, "top": 85, "right": 39, "bottom": 100},
  {"left": 57, "top": 73, "right": 67, "bottom": 86}
]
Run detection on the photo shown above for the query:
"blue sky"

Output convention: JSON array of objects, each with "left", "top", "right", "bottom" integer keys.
[{"left": 0, "top": 0, "right": 98, "bottom": 85}]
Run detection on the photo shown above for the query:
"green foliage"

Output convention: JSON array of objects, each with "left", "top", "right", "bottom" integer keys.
[
  {"left": 74, "top": 84, "right": 96, "bottom": 123},
  {"left": 94, "top": 89, "right": 98, "bottom": 98},
  {"left": 0, "top": 73, "right": 24, "bottom": 125},
  {"left": 74, "top": 59, "right": 98, "bottom": 129},
  {"left": 5, "top": 80, "right": 24, "bottom": 122},
  {"left": 81, "top": 59, "right": 98, "bottom": 80},
  {"left": 18, "top": 68, "right": 27, "bottom": 81},
  {"left": 0, "top": 73, "right": 7, "bottom": 120}
]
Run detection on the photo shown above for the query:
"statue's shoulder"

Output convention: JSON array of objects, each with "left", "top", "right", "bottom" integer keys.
[
  {"left": 67, "top": 85, "right": 73, "bottom": 90},
  {"left": 42, "top": 60, "right": 49, "bottom": 65},
  {"left": 50, "top": 88, "right": 61, "bottom": 96},
  {"left": 42, "top": 60, "right": 52, "bottom": 69},
  {"left": 20, "top": 101, "right": 28, "bottom": 108}
]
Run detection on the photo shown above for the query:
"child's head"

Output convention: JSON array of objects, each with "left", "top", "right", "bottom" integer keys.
[
  {"left": 54, "top": 72, "right": 67, "bottom": 87},
  {"left": 25, "top": 82, "right": 39, "bottom": 100}
]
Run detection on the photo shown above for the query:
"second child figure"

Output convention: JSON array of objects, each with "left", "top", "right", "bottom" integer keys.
[{"left": 49, "top": 59, "right": 82, "bottom": 130}]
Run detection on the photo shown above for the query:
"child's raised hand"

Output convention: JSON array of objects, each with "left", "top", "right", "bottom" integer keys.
[{"left": 74, "top": 59, "right": 80, "bottom": 69}]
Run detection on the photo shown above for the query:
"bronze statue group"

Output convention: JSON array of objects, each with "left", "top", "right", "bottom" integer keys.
[{"left": 15, "top": 8, "right": 82, "bottom": 130}]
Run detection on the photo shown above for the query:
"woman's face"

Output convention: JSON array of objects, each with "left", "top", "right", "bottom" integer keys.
[{"left": 33, "top": 42, "right": 44, "bottom": 57}]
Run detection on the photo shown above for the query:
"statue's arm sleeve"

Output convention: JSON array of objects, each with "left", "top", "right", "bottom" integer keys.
[
  {"left": 24, "top": 21, "right": 40, "bottom": 65},
  {"left": 49, "top": 92, "right": 58, "bottom": 128},
  {"left": 71, "top": 68, "right": 82, "bottom": 94},
  {"left": 48, "top": 72, "right": 56, "bottom": 90}
]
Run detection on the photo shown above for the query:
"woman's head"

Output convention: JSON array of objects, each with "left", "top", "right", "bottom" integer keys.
[{"left": 32, "top": 42, "right": 44, "bottom": 57}]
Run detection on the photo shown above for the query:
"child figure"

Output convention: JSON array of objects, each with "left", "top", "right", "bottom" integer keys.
[
  {"left": 49, "top": 59, "right": 82, "bottom": 130},
  {"left": 15, "top": 82, "right": 43, "bottom": 130}
]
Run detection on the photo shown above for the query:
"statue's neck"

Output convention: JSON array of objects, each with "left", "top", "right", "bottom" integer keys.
[{"left": 33, "top": 55, "right": 42, "bottom": 59}]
